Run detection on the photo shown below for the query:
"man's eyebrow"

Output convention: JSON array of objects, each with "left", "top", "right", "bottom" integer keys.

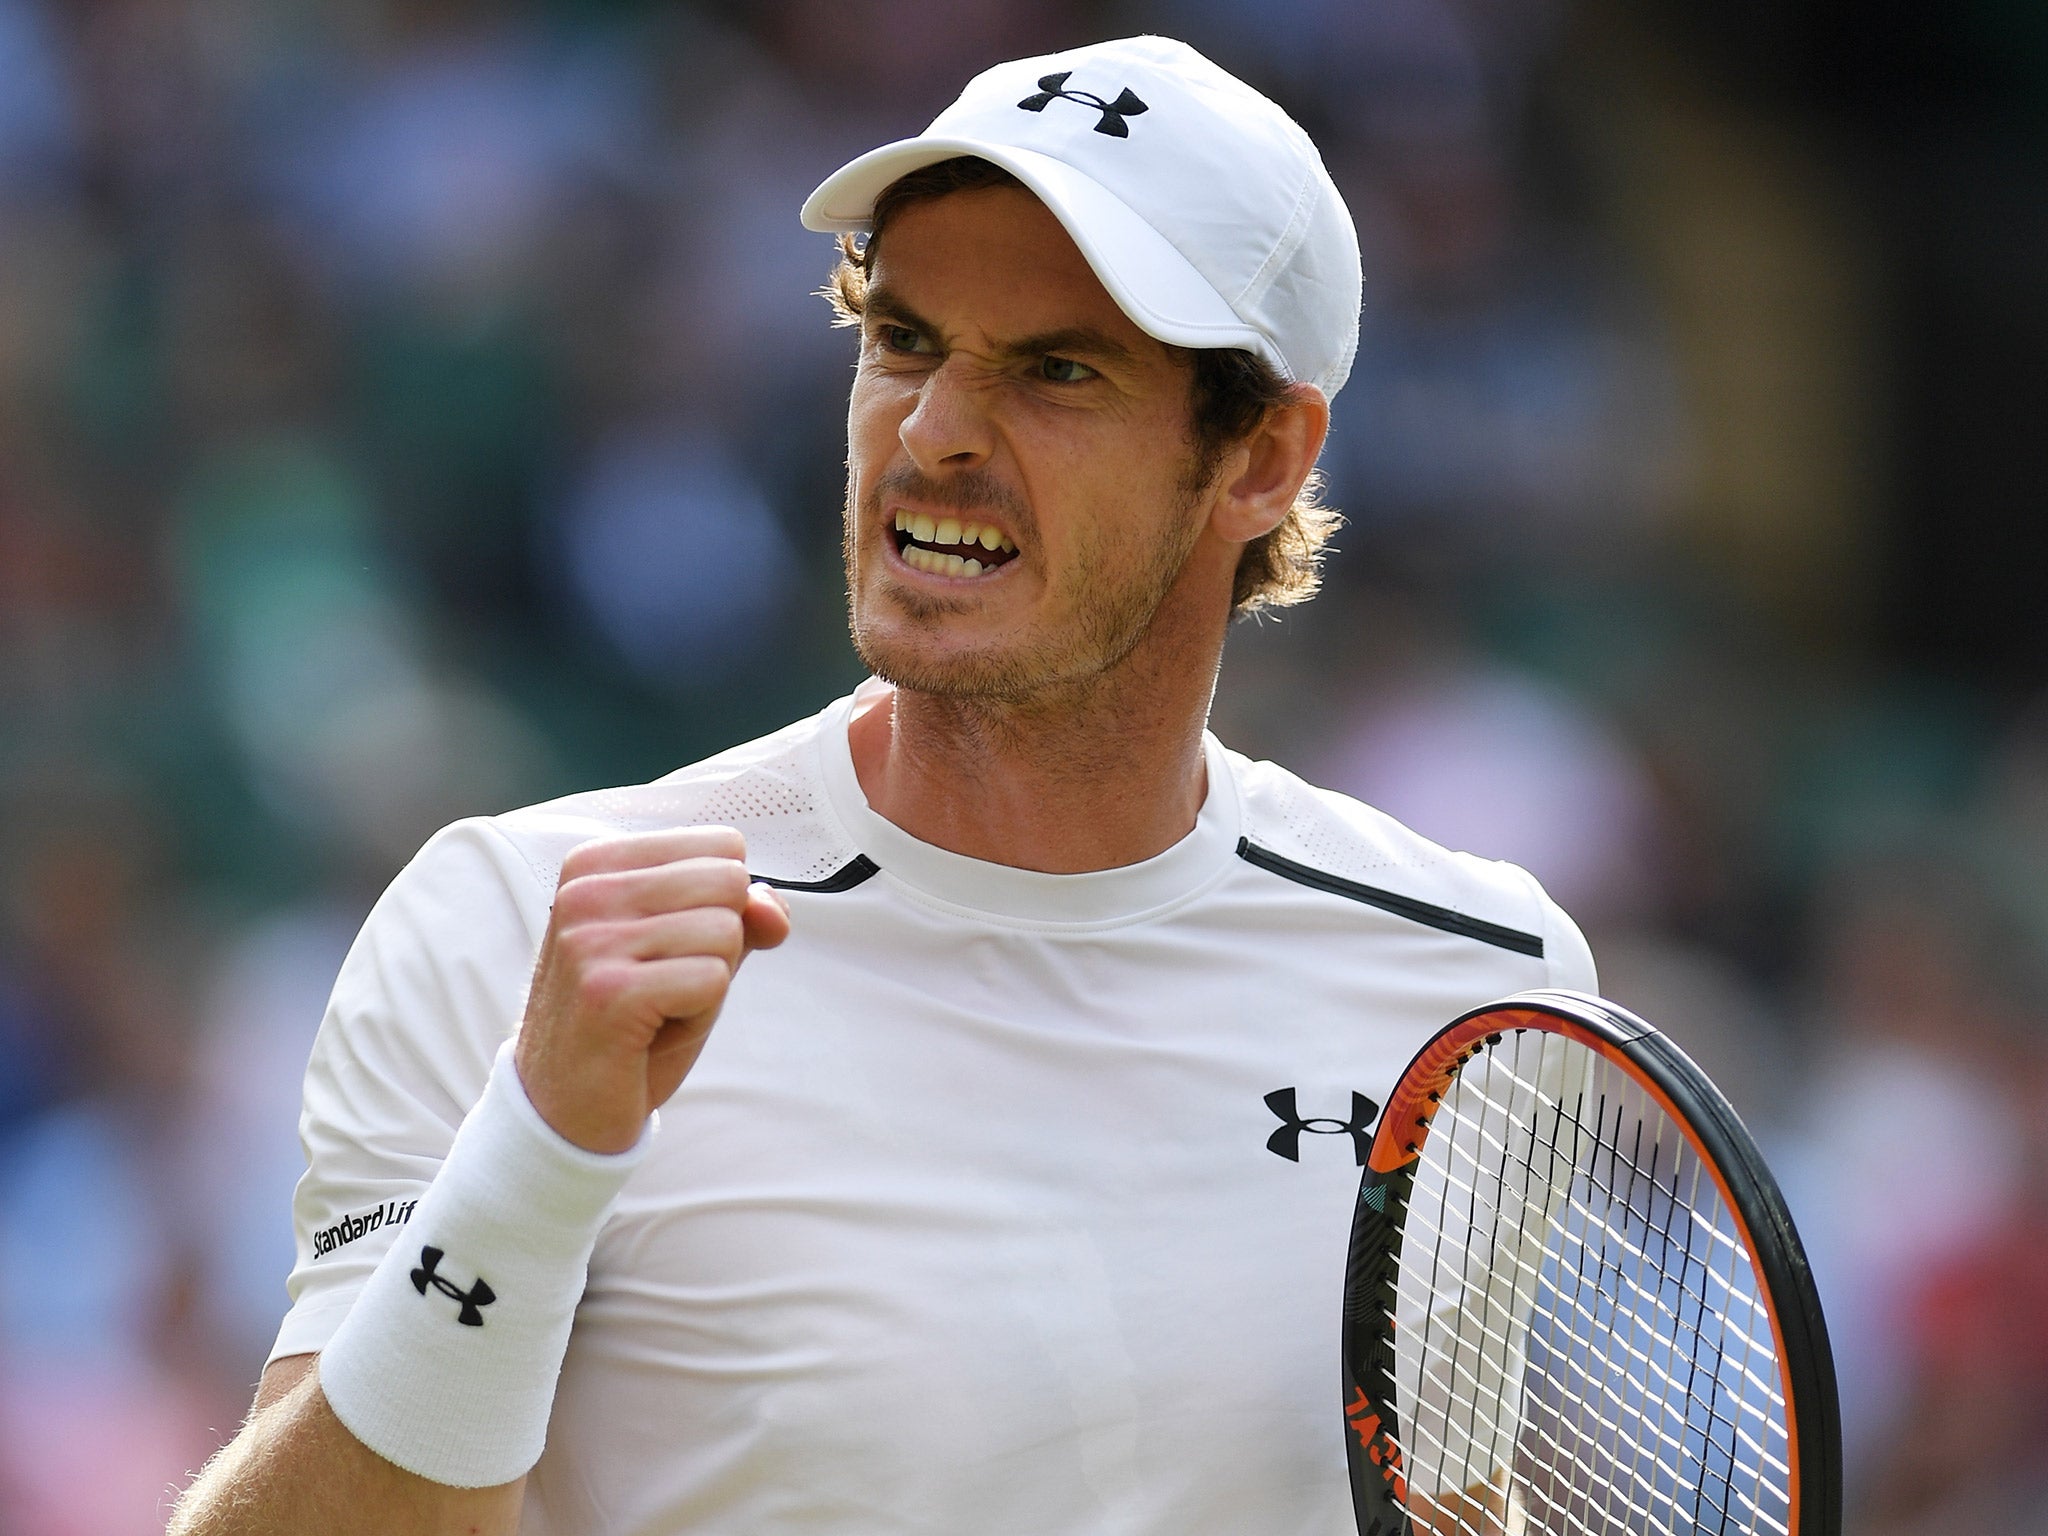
[
  {"left": 860, "top": 283, "right": 938, "bottom": 338},
  {"left": 1005, "top": 326, "right": 1139, "bottom": 368},
  {"left": 861, "top": 283, "right": 1140, "bottom": 368}
]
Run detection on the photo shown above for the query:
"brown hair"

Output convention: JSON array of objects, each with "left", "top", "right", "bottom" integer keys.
[{"left": 821, "top": 157, "right": 1340, "bottom": 616}]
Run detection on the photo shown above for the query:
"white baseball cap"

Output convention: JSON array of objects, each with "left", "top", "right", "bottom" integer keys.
[{"left": 800, "top": 35, "right": 1361, "bottom": 400}]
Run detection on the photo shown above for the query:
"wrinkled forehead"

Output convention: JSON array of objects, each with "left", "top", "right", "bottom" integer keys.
[{"left": 863, "top": 184, "right": 1178, "bottom": 367}]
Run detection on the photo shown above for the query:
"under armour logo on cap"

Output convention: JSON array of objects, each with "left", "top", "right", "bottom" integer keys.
[
  {"left": 411, "top": 1245, "right": 496, "bottom": 1326},
  {"left": 801, "top": 36, "right": 1363, "bottom": 398},
  {"left": 1016, "top": 72, "right": 1149, "bottom": 137},
  {"left": 1265, "top": 1087, "right": 1380, "bottom": 1165}
]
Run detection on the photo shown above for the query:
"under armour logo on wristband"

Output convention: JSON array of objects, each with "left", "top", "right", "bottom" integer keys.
[
  {"left": 411, "top": 1245, "right": 497, "bottom": 1326},
  {"left": 1016, "top": 72, "right": 1149, "bottom": 137},
  {"left": 1264, "top": 1088, "right": 1379, "bottom": 1164}
]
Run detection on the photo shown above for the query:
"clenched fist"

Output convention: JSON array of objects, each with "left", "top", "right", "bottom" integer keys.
[{"left": 516, "top": 827, "right": 791, "bottom": 1153}]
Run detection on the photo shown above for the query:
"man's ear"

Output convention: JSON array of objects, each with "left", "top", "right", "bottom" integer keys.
[{"left": 1207, "top": 385, "right": 1330, "bottom": 545}]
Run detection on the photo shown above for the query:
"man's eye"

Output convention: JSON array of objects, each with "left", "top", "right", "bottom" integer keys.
[
  {"left": 1040, "top": 355, "right": 1095, "bottom": 384},
  {"left": 881, "top": 325, "right": 926, "bottom": 353}
]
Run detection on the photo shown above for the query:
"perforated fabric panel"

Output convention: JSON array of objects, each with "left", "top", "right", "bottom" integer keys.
[
  {"left": 1269, "top": 784, "right": 1410, "bottom": 883},
  {"left": 1229, "top": 748, "right": 1559, "bottom": 955},
  {"left": 1235, "top": 751, "right": 1447, "bottom": 886},
  {"left": 697, "top": 765, "right": 858, "bottom": 886},
  {"left": 495, "top": 716, "right": 863, "bottom": 896}
]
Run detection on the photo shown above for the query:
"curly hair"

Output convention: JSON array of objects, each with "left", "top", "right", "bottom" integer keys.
[{"left": 821, "top": 157, "right": 1340, "bottom": 616}]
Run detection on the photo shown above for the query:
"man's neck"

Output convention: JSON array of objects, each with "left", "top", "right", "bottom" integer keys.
[{"left": 846, "top": 647, "right": 1219, "bottom": 875}]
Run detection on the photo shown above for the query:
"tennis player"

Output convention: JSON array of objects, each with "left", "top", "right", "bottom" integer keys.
[{"left": 172, "top": 35, "right": 1593, "bottom": 1536}]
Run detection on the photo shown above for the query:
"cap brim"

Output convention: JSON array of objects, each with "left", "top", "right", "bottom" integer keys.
[{"left": 801, "top": 137, "right": 1288, "bottom": 374}]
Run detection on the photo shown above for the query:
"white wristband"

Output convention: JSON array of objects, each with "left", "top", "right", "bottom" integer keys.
[{"left": 317, "top": 1041, "right": 652, "bottom": 1487}]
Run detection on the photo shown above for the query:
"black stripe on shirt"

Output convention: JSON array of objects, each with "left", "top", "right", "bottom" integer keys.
[
  {"left": 751, "top": 855, "right": 882, "bottom": 894},
  {"left": 1235, "top": 838, "right": 1545, "bottom": 958}
]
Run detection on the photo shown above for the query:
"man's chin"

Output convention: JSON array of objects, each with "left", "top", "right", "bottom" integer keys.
[{"left": 851, "top": 624, "right": 1045, "bottom": 705}]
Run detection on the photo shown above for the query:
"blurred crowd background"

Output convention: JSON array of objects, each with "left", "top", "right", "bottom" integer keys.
[{"left": 0, "top": 0, "right": 2043, "bottom": 1529}]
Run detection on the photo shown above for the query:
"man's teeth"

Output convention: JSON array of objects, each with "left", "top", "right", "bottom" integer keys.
[
  {"left": 893, "top": 510, "right": 1018, "bottom": 575},
  {"left": 903, "top": 546, "right": 985, "bottom": 577}
]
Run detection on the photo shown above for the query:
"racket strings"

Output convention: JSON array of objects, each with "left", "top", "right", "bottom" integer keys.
[
  {"left": 1385, "top": 1032, "right": 1792, "bottom": 1536},
  {"left": 1538, "top": 1059, "right": 1787, "bottom": 1536}
]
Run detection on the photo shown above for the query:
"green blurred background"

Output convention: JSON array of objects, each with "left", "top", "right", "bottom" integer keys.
[{"left": 0, "top": 0, "right": 2042, "bottom": 1528}]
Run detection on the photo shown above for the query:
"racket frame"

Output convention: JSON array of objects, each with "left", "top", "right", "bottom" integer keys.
[{"left": 1340, "top": 989, "right": 1842, "bottom": 1536}]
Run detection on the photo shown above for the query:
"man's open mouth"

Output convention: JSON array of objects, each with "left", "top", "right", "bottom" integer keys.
[{"left": 892, "top": 509, "right": 1020, "bottom": 578}]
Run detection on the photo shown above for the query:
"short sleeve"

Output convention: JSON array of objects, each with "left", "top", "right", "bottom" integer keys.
[
  {"left": 268, "top": 819, "right": 552, "bottom": 1365},
  {"left": 1534, "top": 877, "right": 1598, "bottom": 996}
]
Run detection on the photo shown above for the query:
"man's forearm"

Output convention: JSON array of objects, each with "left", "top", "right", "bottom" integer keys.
[{"left": 168, "top": 1354, "right": 525, "bottom": 1536}]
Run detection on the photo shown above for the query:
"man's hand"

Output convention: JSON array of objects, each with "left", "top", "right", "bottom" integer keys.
[
  {"left": 516, "top": 827, "right": 791, "bottom": 1153},
  {"left": 1410, "top": 1474, "right": 1525, "bottom": 1536}
]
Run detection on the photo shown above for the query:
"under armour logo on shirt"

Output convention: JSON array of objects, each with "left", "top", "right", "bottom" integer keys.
[
  {"left": 1265, "top": 1088, "right": 1380, "bottom": 1165},
  {"left": 411, "top": 1245, "right": 496, "bottom": 1326},
  {"left": 1016, "top": 72, "right": 1150, "bottom": 137}
]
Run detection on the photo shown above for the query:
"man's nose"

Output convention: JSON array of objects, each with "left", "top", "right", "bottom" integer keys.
[{"left": 899, "top": 359, "right": 996, "bottom": 475}]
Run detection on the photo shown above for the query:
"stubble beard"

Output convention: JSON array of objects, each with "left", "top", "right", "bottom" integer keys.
[{"left": 842, "top": 464, "right": 1207, "bottom": 709}]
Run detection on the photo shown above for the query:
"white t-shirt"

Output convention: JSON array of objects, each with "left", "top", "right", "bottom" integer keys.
[{"left": 273, "top": 686, "right": 1595, "bottom": 1535}]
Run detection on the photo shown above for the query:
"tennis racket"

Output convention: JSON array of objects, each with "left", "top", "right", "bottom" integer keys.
[{"left": 1341, "top": 990, "right": 1840, "bottom": 1536}]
